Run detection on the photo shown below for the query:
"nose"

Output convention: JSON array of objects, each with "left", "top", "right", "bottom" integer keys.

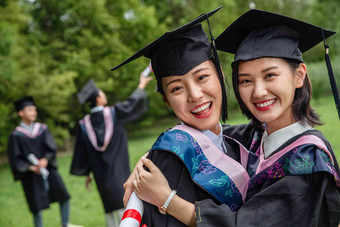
[
  {"left": 187, "top": 84, "right": 203, "bottom": 103},
  {"left": 253, "top": 81, "right": 268, "bottom": 98}
]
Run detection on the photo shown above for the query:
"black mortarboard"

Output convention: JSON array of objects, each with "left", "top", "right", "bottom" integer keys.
[
  {"left": 77, "top": 78, "right": 100, "bottom": 105},
  {"left": 215, "top": 9, "right": 340, "bottom": 120},
  {"left": 215, "top": 9, "right": 335, "bottom": 62},
  {"left": 111, "top": 6, "right": 229, "bottom": 121},
  {"left": 111, "top": 6, "right": 221, "bottom": 79},
  {"left": 14, "top": 96, "right": 35, "bottom": 112}
]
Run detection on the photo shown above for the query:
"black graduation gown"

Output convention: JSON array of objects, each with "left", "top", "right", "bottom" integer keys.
[
  {"left": 140, "top": 123, "right": 256, "bottom": 227},
  {"left": 70, "top": 88, "right": 148, "bottom": 213},
  {"left": 7, "top": 123, "right": 70, "bottom": 214},
  {"left": 195, "top": 129, "right": 340, "bottom": 227}
]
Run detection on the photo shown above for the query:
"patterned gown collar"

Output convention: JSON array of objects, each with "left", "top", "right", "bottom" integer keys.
[{"left": 153, "top": 124, "right": 250, "bottom": 210}]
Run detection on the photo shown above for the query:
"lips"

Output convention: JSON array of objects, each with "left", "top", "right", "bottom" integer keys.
[
  {"left": 254, "top": 98, "right": 277, "bottom": 111},
  {"left": 191, "top": 102, "right": 212, "bottom": 118}
]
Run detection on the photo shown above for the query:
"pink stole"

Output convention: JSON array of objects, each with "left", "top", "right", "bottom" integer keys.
[
  {"left": 15, "top": 123, "right": 44, "bottom": 138},
  {"left": 83, "top": 106, "right": 114, "bottom": 152},
  {"left": 172, "top": 124, "right": 250, "bottom": 203}
]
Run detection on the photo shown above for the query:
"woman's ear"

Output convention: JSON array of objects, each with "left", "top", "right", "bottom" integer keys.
[
  {"left": 161, "top": 94, "right": 171, "bottom": 108},
  {"left": 295, "top": 63, "right": 307, "bottom": 88}
]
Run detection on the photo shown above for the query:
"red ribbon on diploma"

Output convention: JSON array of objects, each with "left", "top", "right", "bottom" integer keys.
[{"left": 121, "top": 209, "right": 142, "bottom": 224}]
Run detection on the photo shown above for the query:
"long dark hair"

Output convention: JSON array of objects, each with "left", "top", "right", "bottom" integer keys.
[{"left": 232, "top": 58, "right": 322, "bottom": 132}]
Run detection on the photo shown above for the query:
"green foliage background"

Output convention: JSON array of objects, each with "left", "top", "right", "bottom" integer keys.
[{"left": 0, "top": 0, "right": 339, "bottom": 153}]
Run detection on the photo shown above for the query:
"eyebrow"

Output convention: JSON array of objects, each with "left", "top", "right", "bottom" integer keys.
[
  {"left": 238, "top": 66, "right": 279, "bottom": 77},
  {"left": 165, "top": 78, "right": 182, "bottom": 88},
  {"left": 192, "top": 67, "right": 209, "bottom": 75},
  {"left": 261, "top": 66, "right": 279, "bottom": 73},
  {"left": 165, "top": 67, "right": 210, "bottom": 87}
]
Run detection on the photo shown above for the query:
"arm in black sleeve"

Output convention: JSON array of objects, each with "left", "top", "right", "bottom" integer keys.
[
  {"left": 114, "top": 88, "right": 149, "bottom": 124},
  {"left": 42, "top": 128, "right": 57, "bottom": 163},
  {"left": 195, "top": 199, "right": 236, "bottom": 227},
  {"left": 7, "top": 135, "right": 30, "bottom": 180},
  {"left": 236, "top": 174, "right": 339, "bottom": 226},
  {"left": 318, "top": 175, "right": 340, "bottom": 226},
  {"left": 70, "top": 126, "right": 91, "bottom": 176}
]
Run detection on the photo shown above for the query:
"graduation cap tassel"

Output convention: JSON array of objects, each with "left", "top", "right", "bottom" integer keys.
[
  {"left": 204, "top": 12, "right": 228, "bottom": 122},
  {"left": 321, "top": 28, "right": 340, "bottom": 120}
]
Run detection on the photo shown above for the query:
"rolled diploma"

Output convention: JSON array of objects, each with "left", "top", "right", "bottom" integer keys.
[
  {"left": 119, "top": 192, "right": 144, "bottom": 227},
  {"left": 141, "top": 63, "right": 152, "bottom": 77},
  {"left": 27, "top": 153, "right": 49, "bottom": 179}
]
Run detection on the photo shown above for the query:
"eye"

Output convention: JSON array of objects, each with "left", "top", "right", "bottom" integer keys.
[
  {"left": 266, "top": 73, "right": 275, "bottom": 78},
  {"left": 198, "top": 75, "right": 208, "bottom": 81},
  {"left": 238, "top": 79, "right": 252, "bottom": 84},
  {"left": 170, "top": 86, "right": 183, "bottom": 93}
]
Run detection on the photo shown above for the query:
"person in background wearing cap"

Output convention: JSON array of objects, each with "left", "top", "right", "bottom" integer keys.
[
  {"left": 128, "top": 9, "right": 340, "bottom": 227},
  {"left": 112, "top": 6, "right": 257, "bottom": 227},
  {"left": 7, "top": 96, "right": 84, "bottom": 227},
  {"left": 70, "top": 74, "right": 152, "bottom": 227}
]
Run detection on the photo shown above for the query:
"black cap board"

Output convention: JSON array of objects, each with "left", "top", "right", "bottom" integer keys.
[
  {"left": 77, "top": 79, "right": 100, "bottom": 105},
  {"left": 110, "top": 5, "right": 222, "bottom": 80},
  {"left": 215, "top": 9, "right": 335, "bottom": 62},
  {"left": 14, "top": 96, "right": 35, "bottom": 112}
]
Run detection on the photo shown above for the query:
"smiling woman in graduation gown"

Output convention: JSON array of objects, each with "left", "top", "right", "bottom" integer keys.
[
  {"left": 110, "top": 6, "right": 259, "bottom": 227},
  {"left": 70, "top": 79, "right": 149, "bottom": 213},
  {"left": 194, "top": 9, "right": 340, "bottom": 227}
]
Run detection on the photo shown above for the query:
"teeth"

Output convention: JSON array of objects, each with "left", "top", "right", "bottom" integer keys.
[
  {"left": 256, "top": 99, "right": 275, "bottom": 108},
  {"left": 192, "top": 103, "right": 211, "bottom": 113}
]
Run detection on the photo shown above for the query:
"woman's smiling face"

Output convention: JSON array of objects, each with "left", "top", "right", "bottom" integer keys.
[
  {"left": 162, "top": 60, "right": 222, "bottom": 134},
  {"left": 237, "top": 57, "right": 305, "bottom": 134}
]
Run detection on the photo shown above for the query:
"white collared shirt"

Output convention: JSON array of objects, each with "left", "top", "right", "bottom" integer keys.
[
  {"left": 182, "top": 122, "right": 228, "bottom": 154},
  {"left": 262, "top": 121, "right": 313, "bottom": 158},
  {"left": 91, "top": 105, "right": 104, "bottom": 114},
  {"left": 20, "top": 122, "right": 34, "bottom": 133}
]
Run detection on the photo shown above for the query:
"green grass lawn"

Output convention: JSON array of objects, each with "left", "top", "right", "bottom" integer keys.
[{"left": 0, "top": 95, "right": 339, "bottom": 227}]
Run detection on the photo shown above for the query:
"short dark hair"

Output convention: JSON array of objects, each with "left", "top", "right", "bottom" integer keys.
[
  {"left": 89, "top": 90, "right": 99, "bottom": 108},
  {"left": 232, "top": 58, "right": 322, "bottom": 132}
]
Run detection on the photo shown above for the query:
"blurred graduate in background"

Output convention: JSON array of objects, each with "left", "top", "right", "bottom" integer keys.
[
  {"left": 70, "top": 74, "right": 152, "bottom": 227},
  {"left": 7, "top": 96, "right": 83, "bottom": 227}
]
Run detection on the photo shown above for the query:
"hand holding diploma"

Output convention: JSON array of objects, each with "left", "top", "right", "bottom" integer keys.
[
  {"left": 123, "top": 152, "right": 149, "bottom": 206},
  {"left": 27, "top": 153, "right": 49, "bottom": 179},
  {"left": 141, "top": 62, "right": 152, "bottom": 77},
  {"left": 133, "top": 158, "right": 172, "bottom": 208},
  {"left": 138, "top": 65, "right": 153, "bottom": 90}
]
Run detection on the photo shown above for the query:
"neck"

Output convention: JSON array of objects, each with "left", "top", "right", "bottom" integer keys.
[
  {"left": 21, "top": 119, "right": 33, "bottom": 125},
  {"left": 209, "top": 123, "right": 221, "bottom": 135},
  {"left": 266, "top": 120, "right": 298, "bottom": 135}
]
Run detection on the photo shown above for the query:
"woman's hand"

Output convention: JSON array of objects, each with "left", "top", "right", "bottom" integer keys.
[
  {"left": 133, "top": 157, "right": 172, "bottom": 208},
  {"left": 38, "top": 158, "right": 48, "bottom": 169},
  {"left": 133, "top": 157, "right": 196, "bottom": 226},
  {"left": 138, "top": 73, "right": 153, "bottom": 90},
  {"left": 85, "top": 175, "right": 92, "bottom": 190},
  {"left": 29, "top": 165, "right": 40, "bottom": 174},
  {"left": 123, "top": 152, "right": 149, "bottom": 206}
]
